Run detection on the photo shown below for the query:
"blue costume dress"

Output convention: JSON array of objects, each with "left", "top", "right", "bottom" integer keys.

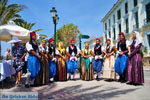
[
  {"left": 114, "top": 40, "right": 129, "bottom": 81},
  {"left": 67, "top": 46, "right": 79, "bottom": 75},
  {"left": 12, "top": 44, "right": 27, "bottom": 72},
  {"left": 26, "top": 41, "right": 40, "bottom": 79},
  {"left": 93, "top": 44, "right": 103, "bottom": 73}
]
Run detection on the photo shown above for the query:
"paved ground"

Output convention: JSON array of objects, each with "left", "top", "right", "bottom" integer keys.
[{"left": 0, "top": 69, "right": 150, "bottom": 100}]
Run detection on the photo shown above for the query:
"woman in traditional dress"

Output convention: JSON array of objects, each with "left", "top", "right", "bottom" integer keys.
[
  {"left": 103, "top": 38, "right": 117, "bottom": 81},
  {"left": 35, "top": 40, "right": 49, "bottom": 85},
  {"left": 25, "top": 32, "right": 41, "bottom": 88},
  {"left": 114, "top": 32, "right": 130, "bottom": 83},
  {"left": 80, "top": 43, "right": 95, "bottom": 81},
  {"left": 10, "top": 37, "right": 27, "bottom": 86},
  {"left": 126, "top": 31, "right": 144, "bottom": 85},
  {"left": 55, "top": 42, "right": 67, "bottom": 81}
]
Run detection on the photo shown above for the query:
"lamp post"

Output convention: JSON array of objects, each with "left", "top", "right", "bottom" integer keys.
[{"left": 50, "top": 7, "right": 59, "bottom": 48}]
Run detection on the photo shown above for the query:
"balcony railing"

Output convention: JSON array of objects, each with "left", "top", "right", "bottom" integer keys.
[
  {"left": 144, "top": 18, "right": 150, "bottom": 25},
  {"left": 133, "top": 23, "right": 139, "bottom": 30}
]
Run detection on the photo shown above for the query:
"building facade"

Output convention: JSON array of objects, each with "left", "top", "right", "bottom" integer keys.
[
  {"left": 101, "top": 0, "right": 150, "bottom": 58},
  {"left": 86, "top": 37, "right": 103, "bottom": 51}
]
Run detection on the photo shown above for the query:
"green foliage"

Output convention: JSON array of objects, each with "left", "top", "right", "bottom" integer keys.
[
  {"left": 144, "top": 46, "right": 147, "bottom": 53},
  {"left": 56, "top": 23, "right": 80, "bottom": 47},
  {"left": 0, "top": 0, "right": 25, "bottom": 25},
  {"left": 14, "top": 20, "right": 42, "bottom": 32}
]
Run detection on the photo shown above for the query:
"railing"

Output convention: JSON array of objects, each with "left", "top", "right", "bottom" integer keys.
[
  {"left": 144, "top": 18, "right": 150, "bottom": 25},
  {"left": 133, "top": 23, "right": 139, "bottom": 30}
]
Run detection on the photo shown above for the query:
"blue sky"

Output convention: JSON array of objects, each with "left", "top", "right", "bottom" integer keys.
[{"left": 1, "top": 0, "right": 117, "bottom": 55}]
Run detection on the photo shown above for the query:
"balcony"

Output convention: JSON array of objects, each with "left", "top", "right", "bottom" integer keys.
[
  {"left": 144, "top": 18, "right": 150, "bottom": 26},
  {"left": 133, "top": 23, "right": 139, "bottom": 30}
]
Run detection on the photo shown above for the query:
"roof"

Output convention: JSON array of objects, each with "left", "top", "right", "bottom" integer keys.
[{"left": 101, "top": 0, "right": 122, "bottom": 22}]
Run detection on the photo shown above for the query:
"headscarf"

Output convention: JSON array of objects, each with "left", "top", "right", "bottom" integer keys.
[
  {"left": 133, "top": 31, "right": 145, "bottom": 50},
  {"left": 82, "top": 42, "right": 91, "bottom": 55},
  {"left": 57, "top": 42, "right": 66, "bottom": 54},
  {"left": 119, "top": 32, "right": 125, "bottom": 43},
  {"left": 57, "top": 42, "right": 66, "bottom": 67}
]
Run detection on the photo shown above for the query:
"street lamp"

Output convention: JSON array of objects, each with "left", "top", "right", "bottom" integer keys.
[{"left": 50, "top": 7, "right": 59, "bottom": 47}]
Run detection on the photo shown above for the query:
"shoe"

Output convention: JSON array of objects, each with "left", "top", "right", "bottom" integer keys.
[
  {"left": 96, "top": 75, "right": 98, "bottom": 80},
  {"left": 97, "top": 78, "right": 100, "bottom": 81},
  {"left": 126, "top": 82, "right": 133, "bottom": 85},
  {"left": 25, "top": 84, "right": 29, "bottom": 88},
  {"left": 68, "top": 76, "right": 71, "bottom": 80},
  {"left": 30, "top": 84, "right": 35, "bottom": 87}
]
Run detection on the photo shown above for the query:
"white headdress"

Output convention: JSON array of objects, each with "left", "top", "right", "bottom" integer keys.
[{"left": 133, "top": 31, "right": 145, "bottom": 50}]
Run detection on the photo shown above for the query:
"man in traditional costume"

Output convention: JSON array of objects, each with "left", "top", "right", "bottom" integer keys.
[
  {"left": 66, "top": 38, "right": 81, "bottom": 80},
  {"left": 25, "top": 32, "right": 41, "bottom": 88},
  {"left": 93, "top": 38, "right": 104, "bottom": 81},
  {"left": 114, "top": 32, "right": 130, "bottom": 83}
]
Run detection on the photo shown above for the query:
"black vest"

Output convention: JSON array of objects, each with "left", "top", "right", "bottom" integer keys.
[
  {"left": 49, "top": 46, "right": 55, "bottom": 56},
  {"left": 68, "top": 46, "right": 77, "bottom": 56},
  {"left": 117, "top": 40, "right": 128, "bottom": 51},
  {"left": 94, "top": 45, "right": 102, "bottom": 55}
]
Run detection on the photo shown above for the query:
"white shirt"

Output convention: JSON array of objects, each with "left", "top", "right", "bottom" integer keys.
[
  {"left": 26, "top": 42, "right": 40, "bottom": 55},
  {"left": 47, "top": 46, "right": 60, "bottom": 57},
  {"left": 66, "top": 46, "right": 80, "bottom": 57},
  {"left": 39, "top": 45, "right": 48, "bottom": 53}
]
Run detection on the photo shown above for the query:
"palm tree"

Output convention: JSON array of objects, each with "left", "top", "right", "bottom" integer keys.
[
  {"left": 0, "top": 0, "right": 25, "bottom": 25},
  {"left": 14, "top": 19, "right": 42, "bottom": 32}
]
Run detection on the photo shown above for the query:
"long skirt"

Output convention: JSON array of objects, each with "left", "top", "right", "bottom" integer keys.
[
  {"left": 80, "top": 58, "right": 94, "bottom": 81},
  {"left": 67, "top": 59, "right": 78, "bottom": 74},
  {"left": 27, "top": 56, "right": 40, "bottom": 79},
  {"left": 103, "top": 56, "right": 116, "bottom": 79},
  {"left": 35, "top": 57, "right": 49, "bottom": 85},
  {"left": 54, "top": 57, "right": 67, "bottom": 81},
  {"left": 49, "top": 60, "right": 56, "bottom": 78},
  {"left": 126, "top": 53, "right": 144, "bottom": 84},
  {"left": 114, "top": 55, "right": 128, "bottom": 75},
  {"left": 93, "top": 59, "right": 103, "bottom": 72}
]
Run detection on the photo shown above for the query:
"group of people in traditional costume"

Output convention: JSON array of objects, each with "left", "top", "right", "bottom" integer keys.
[{"left": 9, "top": 30, "right": 144, "bottom": 88}]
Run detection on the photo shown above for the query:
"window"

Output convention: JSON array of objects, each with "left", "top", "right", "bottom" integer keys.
[
  {"left": 146, "top": 2, "right": 150, "bottom": 23},
  {"left": 113, "top": 15, "right": 115, "bottom": 24},
  {"left": 105, "top": 34, "right": 107, "bottom": 40},
  {"left": 113, "top": 28, "right": 116, "bottom": 40},
  {"left": 148, "top": 34, "right": 150, "bottom": 47},
  {"left": 125, "top": 2, "right": 128, "bottom": 14},
  {"left": 105, "top": 23, "right": 107, "bottom": 30},
  {"left": 109, "top": 31, "right": 111, "bottom": 38},
  {"left": 134, "top": 0, "right": 138, "bottom": 7},
  {"left": 109, "top": 19, "right": 111, "bottom": 27},
  {"left": 125, "top": 18, "right": 129, "bottom": 33},
  {"left": 117, "top": 9, "right": 121, "bottom": 20},
  {"left": 119, "top": 24, "right": 121, "bottom": 34},
  {"left": 135, "top": 11, "right": 139, "bottom": 28}
]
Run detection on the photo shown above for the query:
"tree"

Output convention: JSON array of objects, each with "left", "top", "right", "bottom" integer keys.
[
  {"left": 0, "top": 0, "right": 25, "bottom": 25},
  {"left": 14, "top": 20, "right": 42, "bottom": 32},
  {"left": 56, "top": 23, "right": 80, "bottom": 47}
]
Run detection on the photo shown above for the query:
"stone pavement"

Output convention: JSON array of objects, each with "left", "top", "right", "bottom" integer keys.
[
  {"left": 0, "top": 71, "right": 150, "bottom": 100},
  {"left": 1, "top": 71, "right": 150, "bottom": 100}
]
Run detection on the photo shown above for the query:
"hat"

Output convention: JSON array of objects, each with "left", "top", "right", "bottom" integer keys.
[
  {"left": 8, "top": 37, "right": 22, "bottom": 43},
  {"left": 70, "top": 38, "right": 75, "bottom": 42},
  {"left": 96, "top": 38, "right": 100, "bottom": 41},
  {"left": 119, "top": 32, "right": 125, "bottom": 37},
  {"left": 30, "top": 32, "right": 36, "bottom": 36},
  {"left": 49, "top": 38, "right": 54, "bottom": 42}
]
